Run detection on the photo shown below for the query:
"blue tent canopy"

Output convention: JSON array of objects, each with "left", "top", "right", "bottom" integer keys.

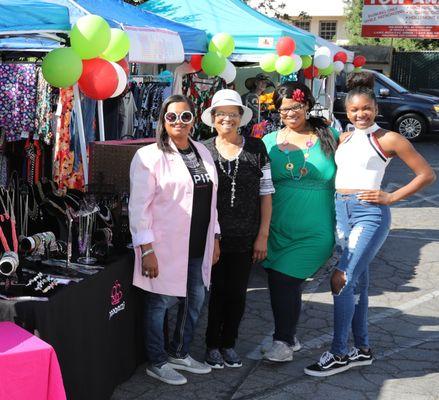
[{"left": 140, "top": 0, "right": 316, "bottom": 58}]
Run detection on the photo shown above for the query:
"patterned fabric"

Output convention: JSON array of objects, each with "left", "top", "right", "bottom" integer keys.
[
  {"left": 182, "top": 74, "right": 226, "bottom": 140},
  {"left": 0, "top": 64, "right": 37, "bottom": 142},
  {"left": 34, "top": 67, "right": 54, "bottom": 145}
]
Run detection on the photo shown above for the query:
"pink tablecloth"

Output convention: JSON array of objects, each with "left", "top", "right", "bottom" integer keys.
[{"left": 0, "top": 322, "right": 66, "bottom": 400}]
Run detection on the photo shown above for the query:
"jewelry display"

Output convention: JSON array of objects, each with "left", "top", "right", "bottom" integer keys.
[
  {"left": 25, "top": 272, "right": 43, "bottom": 286},
  {"left": 77, "top": 207, "right": 98, "bottom": 265},
  {"left": 0, "top": 251, "right": 19, "bottom": 276}
]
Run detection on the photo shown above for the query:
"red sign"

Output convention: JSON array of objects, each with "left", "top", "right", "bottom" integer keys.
[{"left": 362, "top": 1, "right": 439, "bottom": 39}]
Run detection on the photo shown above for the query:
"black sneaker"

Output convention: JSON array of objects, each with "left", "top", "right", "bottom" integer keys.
[
  {"left": 221, "top": 347, "right": 242, "bottom": 368},
  {"left": 205, "top": 348, "right": 224, "bottom": 369},
  {"left": 348, "top": 347, "right": 373, "bottom": 367},
  {"left": 304, "top": 351, "right": 351, "bottom": 377}
]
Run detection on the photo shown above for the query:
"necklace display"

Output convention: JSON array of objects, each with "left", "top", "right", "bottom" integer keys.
[
  {"left": 278, "top": 129, "right": 315, "bottom": 180},
  {"left": 216, "top": 137, "right": 245, "bottom": 208}
]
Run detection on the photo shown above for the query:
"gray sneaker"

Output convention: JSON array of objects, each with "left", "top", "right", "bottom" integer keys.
[
  {"left": 221, "top": 347, "right": 242, "bottom": 368},
  {"left": 146, "top": 363, "right": 187, "bottom": 385},
  {"left": 168, "top": 355, "right": 212, "bottom": 374},
  {"left": 205, "top": 348, "right": 224, "bottom": 369},
  {"left": 263, "top": 340, "right": 293, "bottom": 362},
  {"left": 261, "top": 336, "right": 301, "bottom": 353}
]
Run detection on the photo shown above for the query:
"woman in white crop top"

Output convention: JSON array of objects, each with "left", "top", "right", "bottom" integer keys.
[{"left": 305, "top": 71, "right": 436, "bottom": 378}]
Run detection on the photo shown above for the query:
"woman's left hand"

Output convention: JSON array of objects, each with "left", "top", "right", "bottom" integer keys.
[
  {"left": 253, "top": 234, "right": 268, "bottom": 263},
  {"left": 357, "top": 190, "right": 394, "bottom": 205},
  {"left": 212, "top": 239, "right": 220, "bottom": 265}
]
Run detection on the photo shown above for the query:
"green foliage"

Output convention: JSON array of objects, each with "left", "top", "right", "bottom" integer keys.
[{"left": 344, "top": 0, "right": 439, "bottom": 51}]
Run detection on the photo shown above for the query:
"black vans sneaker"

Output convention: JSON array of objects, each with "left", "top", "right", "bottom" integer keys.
[
  {"left": 348, "top": 347, "right": 373, "bottom": 367},
  {"left": 304, "top": 351, "right": 351, "bottom": 377}
]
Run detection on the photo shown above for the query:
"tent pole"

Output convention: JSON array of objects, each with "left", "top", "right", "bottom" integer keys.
[
  {"left": 73, "top": 84, "right": 89, "bottom": 186},
  {"left": 97, "top": 100, "right": 105, "bottom": 141}
]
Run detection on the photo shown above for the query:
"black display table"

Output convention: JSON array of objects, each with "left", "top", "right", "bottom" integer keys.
[{"left": 9, "top": 252, "right": 144, "bottom": 400}]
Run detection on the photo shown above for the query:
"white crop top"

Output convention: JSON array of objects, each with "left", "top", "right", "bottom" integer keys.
[{"left": 335, "top": 123, "right": 392, "bottom": 190}]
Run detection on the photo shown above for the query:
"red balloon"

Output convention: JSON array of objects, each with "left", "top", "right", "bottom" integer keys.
[
  {"left": 117, "top": 58, "right": 130, "bottom": 76},
  {"left": 78, "top": 58, "right": 118, "bottom": 100},
  {"left": 190, "top": 54, "right": 203, "bottom": 71},
  {"left": 276, "top": 37, "right": 296, "bottom": 57},
  {"left": 353, "top": 55, "right": 366, "bottom": 68},
  {"left": 333, "top": 51, "right": 348, "bottom": 64},
  {"left": 303, "top": 66, "right": 319, "bottom": 80}
]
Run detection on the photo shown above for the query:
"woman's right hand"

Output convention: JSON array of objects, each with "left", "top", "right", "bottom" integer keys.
[{"left": 142, "top": 253, "right": 159, "bottom": 279}]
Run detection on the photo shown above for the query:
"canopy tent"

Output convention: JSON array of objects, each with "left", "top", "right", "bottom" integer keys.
[{"left": 140, "top": 0, "right": 316, "bottom": 60}]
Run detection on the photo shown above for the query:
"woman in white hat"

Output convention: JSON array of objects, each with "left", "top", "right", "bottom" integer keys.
[{"left": 201, "top": 89, "right": 275, "bottom": 369}]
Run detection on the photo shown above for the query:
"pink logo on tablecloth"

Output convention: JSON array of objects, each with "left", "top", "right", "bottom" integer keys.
[{"left": 111, "top": 280, "right": 123, "bottom": 305}]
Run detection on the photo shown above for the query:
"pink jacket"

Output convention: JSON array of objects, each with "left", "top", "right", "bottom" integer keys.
[{"left": 129, "top": 139, "right": 220, "bottom": 297}]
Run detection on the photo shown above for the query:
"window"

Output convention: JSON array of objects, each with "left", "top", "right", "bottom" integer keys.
[
  {"left": 319, "top": 20, "right": 337, "bottom": 41},
  {"left": 292, "top": 20, "right": 311, "bottom": 31}
]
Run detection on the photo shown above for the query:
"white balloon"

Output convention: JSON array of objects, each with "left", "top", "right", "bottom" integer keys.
[
  {"left": 314, "top": 54, "right": 330, "bottom": 70},
  {"left": 344, "top": 63, "right": 354, "bottom": 73},
  {"left": 219, "top": 59, "right": 236, "bottom": 84},
  {"left": 292, "top": 54, "right": 303, "bottom": 72},
  {"left": 315, "top": 46, "right": 331, "bottom": 58},
  {"left": 334, "top": 61, "right": 345, "bottom": 73},
  {"left": 110, "top": 62, "right": 128, "bottom": 98}
]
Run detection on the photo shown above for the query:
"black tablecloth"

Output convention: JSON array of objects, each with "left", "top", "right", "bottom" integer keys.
[{"left": 14, "top": 253, "right": 144, "bottom": 400}]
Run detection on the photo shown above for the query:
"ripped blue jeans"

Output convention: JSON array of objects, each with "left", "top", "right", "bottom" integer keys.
[{"left": 331, "top": 193, "right": 391, "bottom": 356}]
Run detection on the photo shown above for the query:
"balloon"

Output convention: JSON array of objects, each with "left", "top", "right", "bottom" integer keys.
[
  {"left": 276, "top": 37, "right": 296, "bottom": 56},
  {"left": 275, "top": 56, "right": 295, "bottom": 76},
  {"left": 334, "top": 51, "right": 348, "bottom": 63},
  {"left": 334, "top": 61, "right": 345, "bottom": 74},
  {"left": 101, "top": 28, "right": 130, "bottom": 62},
  {"left": 354, "top": 67, "right": 363, "bottom": 73},
  {"left": 345, "top": 63, "right": 355, "bottom": 73},
  {"left": 42, "top": 47, "right": 83, "bottom": 88},
  {"left": 219, "top": 59, "right": 236, "bottom": 84},
  {"left": 117, "top": 58, "right": 130, "bottom": 76},
  {"left": 190, "top": 54, "right": 203, "bottom": 71},
  {"left": 314, "top": 54, "right": 331, "bottom": 69},
  {"left": 202, "top": 52, "right": 226, "bottom": 76},
  {"left": 319, "top": 63, "right": 334, "bottom": 76},
  {"left": 70, "top": 15, "right": 111, "bottom": 60},
  {"left": 78, "top": 58, "right": 118, "bottom": 100},
  {"left": 303, "top": 66, "right": 319, "bottom": 80},
  {"left": 353, "top": 55, "right": 366, "bottom": 67},
  {"left": 208, "top": 33, "right": 235, "bottom": 57},
  {"left": 110, "top": 62, "right": 128, "bottom": 98},
  {"left": 260, "top": 53, "right": 278, "bottom": 72},
  {"left": 315, "top": 46, "right": 331, "bottom": 58},
  {"left": 292, "top": 54, "right": 303, "bottom": 73},
  {"left": 301, "top": 55, "right": 312, "bottom": 69}
]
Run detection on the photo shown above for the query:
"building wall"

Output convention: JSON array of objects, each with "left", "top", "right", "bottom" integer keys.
[{"left": 307, "top": 16, "right": 349, "bottom": 45}]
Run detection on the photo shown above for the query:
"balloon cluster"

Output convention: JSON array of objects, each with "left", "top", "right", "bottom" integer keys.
[
  {"left": 259, "top": 37, "right": 303, "bottom": 76},
  {"left": 189, "top": 33, "right": 237, "bottom": 84},
  {"left": 42, "top": 15, "right": 131, "bottom": 100}
]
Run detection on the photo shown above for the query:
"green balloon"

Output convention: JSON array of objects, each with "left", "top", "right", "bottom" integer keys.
[
  {"left": 319, "top": 63, "right": 335, "bottom": 76},
  {"left": 202, "top": 52, "right": 226, "bottom": 76},
  {"left": 260, "top": 53, "right": 278, "bottom": 73},
  {"left": 42, "top": 47, "right": 83, "bottom": 88},
  {"left": 208, "top": 33, "right": 235, "bottom": 57},
  {"left": 70, "top": 14, "right": 111, "bottom": 60},
  {"left": 301, "top": 55, "right": 312, "bottom": 69},
  {"left": 101, "top": 29, "right": 130, "bottom": 62},
  {"left": 275, "top": 56, "right": 295, "bottom": 76}
]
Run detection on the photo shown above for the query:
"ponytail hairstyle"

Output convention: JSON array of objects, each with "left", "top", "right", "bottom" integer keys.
[
  {"left": 345, "top": 71, "right": 377, "bottom": 107},
  {"left": 273, "top": 81, "right": 336, "bottom": 157}
]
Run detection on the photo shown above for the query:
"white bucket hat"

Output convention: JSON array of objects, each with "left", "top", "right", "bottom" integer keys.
[{"left": 201, "top": 89, "right": 253, "bottom": 128}]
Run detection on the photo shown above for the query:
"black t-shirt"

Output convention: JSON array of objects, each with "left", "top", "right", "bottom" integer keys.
[
  {"left": 178, "top": 144, "right": 213, "bottom": 259},
  {"left": 203, "top": 136, "right": 269, "bottom": 252}
]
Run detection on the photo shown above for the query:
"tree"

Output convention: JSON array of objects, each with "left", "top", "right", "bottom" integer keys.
[
  {"left": 344, "top": 0, "right": 438, "bottom": 51},
  {"left": 241, "top": 0, "right": 286, "bottom": 18}
]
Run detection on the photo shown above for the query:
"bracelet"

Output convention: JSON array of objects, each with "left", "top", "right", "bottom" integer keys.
[
  {"left": 141, "top": 248, "right": 154, "bottom": 258},
  {"left": 214, "top": 233, "right": 221, "bottom": 240}
]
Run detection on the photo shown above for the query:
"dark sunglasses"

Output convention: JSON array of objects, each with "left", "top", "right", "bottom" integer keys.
[{"left": 164, "top": 111, "right": 194, "bottom": 124}]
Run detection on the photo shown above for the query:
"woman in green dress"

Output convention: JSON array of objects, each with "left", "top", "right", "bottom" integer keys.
[{"left": 262, "top": 82, "right": 339, "bottom": 362}]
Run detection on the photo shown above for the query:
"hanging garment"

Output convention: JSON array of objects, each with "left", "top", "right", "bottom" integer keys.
[{"left": 34, "top": 67, "right": 54, "bottom": 145}]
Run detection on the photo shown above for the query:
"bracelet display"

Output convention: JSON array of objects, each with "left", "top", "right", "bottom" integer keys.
[{"left": 141, "top": 248, "right": 154, "bottom": 258}]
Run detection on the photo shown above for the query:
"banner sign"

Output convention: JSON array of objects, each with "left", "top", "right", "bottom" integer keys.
[{"left": 362, "top": 0, "right": 439, "bottom": 39}]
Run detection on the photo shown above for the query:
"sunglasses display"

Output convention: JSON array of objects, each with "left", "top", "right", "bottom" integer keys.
[{"left": 164, "top": 111, "right": 194, "bottom": 124}]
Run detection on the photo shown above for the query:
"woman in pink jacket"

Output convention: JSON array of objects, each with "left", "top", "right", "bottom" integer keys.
[{"left": 129, "top": 95, "right": 221, "bottom": 386}]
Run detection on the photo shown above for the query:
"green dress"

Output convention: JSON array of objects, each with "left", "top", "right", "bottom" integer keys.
[{"left": 262, "top": 128, "right": 338, "bottom": 279}]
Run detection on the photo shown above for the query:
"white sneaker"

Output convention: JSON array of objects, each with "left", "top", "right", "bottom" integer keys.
[
  {"left": 168, "top": 355, "right": 212, "bottom": 374},
  {"left": 262, "top": 340, "right": 293, "bottom": 362},
  {"left": 261, "top": 336, "right": 301, "bottom": 353},
  {"left": 146, "top": 363, "right": 187, "bottom": 385}
]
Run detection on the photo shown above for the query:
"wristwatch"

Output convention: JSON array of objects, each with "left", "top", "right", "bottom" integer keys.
[{"left": 214, "top": 233, "right": 221, "bottom": 241}]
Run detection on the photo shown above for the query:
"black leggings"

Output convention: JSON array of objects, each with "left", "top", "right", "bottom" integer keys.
[
  {"left": 205, "top": 250, "right": 253, "bottom": 349},
  {"left": 267, "top": 268, "right": 305, "bottom": 346}
]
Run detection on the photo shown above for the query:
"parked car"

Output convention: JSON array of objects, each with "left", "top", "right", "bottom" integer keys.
[{"left": 333, "top": 69, "right": 439, "bottom": 140}]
